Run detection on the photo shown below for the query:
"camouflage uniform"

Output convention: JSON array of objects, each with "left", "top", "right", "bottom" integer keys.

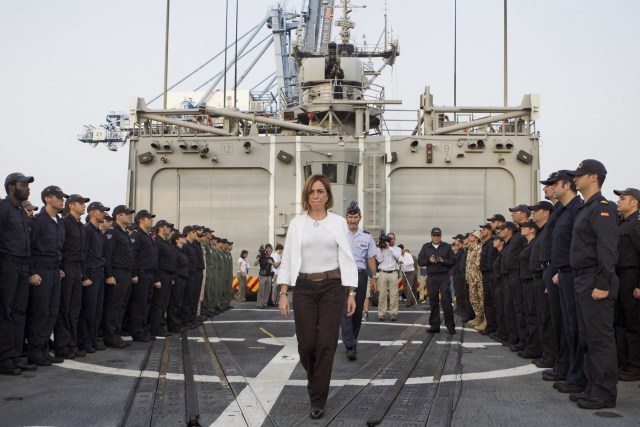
[{"left": 465, "top": 243, "right": 484, "bottom": 318}]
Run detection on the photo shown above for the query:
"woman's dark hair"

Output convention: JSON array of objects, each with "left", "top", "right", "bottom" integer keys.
[
  {"left": 275, "top": 243, "right": 284, "bottom": 251},
  {"left": 241, "top": 250, "right": 248, "bottom": 258},
  {"left": 170, "top": 231, "right": 183, "bottom": 246}
]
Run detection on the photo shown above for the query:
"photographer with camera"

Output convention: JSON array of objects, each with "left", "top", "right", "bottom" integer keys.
[
  {"left": 375, "top": 231, "right": 402, "bottom": 321},
  {"left": 418, "top": 227, "right": 457, "bottom": 335},
  {"left": 254, "top": 244, "right": 274, "bottom": 309}
]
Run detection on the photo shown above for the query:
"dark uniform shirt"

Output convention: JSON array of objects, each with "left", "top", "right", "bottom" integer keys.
[
  {"left": 0, "top": 198, "right": 31, "bottom": 258},
  {"left": 417, "top": 242, "right": 456, "bottom": 274},
  {"left": 131, "top": 227, "right": 158, "bottom": 271},
  {"left": 174, "top": 246, "right": 189, "bottom": 278},
  {"left": 480, "top": 239, "right": 493, "bottom": 272},
  {"left": 539, "top": 201, "right": 562, "bottom": 263},
  {"left": 503, "top": 229, "right": 526, "bottom": 271},
  {"left": 570, "top": 191, "right": 619, "bottom": 291},
  {"left": 30, "top": 211, "right": 65, "bottom": 267},
  {"left": 493, "top": 251, "right": 503, "bottom": 278},
  {"left": 552, "top": 195, "right": 582, "bottom": 270},
  {"left": 61, "top": 215, "right": 87, "bottom": 279},
  {"left": 519, "top": 238, "right": 534, "bottom": 279},
  {"left": 500, "top": 239, "right": 511, "bottom": 274},
  {"left": 529, "top": 224, "right": 544, "bottom": 274},
  {"left": 192, "top": 241, "right": 204, "bottom": 270},
  {"left": 182, "top": 240, "right": 198, "bottom": 273},
  {"left": 84, "top": 222, "right": 104, "bottom": 269},
  {"left": 617, "top": 210, "right": 640, "bottom": 275},
  {"left": 156, "top": 236, "right": 176, "bottom": 274},
  {"left": 103, "top": 224, "right": 135, "bottom": 278}
]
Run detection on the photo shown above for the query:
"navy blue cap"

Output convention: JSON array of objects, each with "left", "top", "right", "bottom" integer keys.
[
  {"left": 87, "top": 202, "right": 110, "bottom": 212},
  {"left": 497, "top": 221, "right": 517, "bottom": 232},
  {"left": 41, "top": 185, "right": 68, "bottom": 199},
  {"left": 614, "top": 188, "right": 640, "bottom": 201},
  {"left": 112, "top": 205, "right": 134, "bottom": 216},
  {"left": 487, "top": 214, "right": 506, "bottom": 222},
  {"left": 528, "top": 201, "right": 554, "bottom": 212},
  {"left": 431, "top": 227, "right": 442, "bottom": 235},
  {"left": 567, "top": 159, "right": 607, "bottom": 177},
  {"left": 346, "top": 201, "right": 361, "bottom": 215},
  {"left": 509, "top": 204, "right": 531, "bottom": 214},
  {"left": 155, "top": 220, "right": 174, "bottom": 229},
  {"left": 5, "top": 172, "right": 34, "bottom": 187},
  {"left": 68, "top": 194, "right": 90, "bottom": 204}
]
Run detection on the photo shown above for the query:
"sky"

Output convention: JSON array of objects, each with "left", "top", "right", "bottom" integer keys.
[{"left": 1, "top": 0, "right": 639, "bottom": 210}]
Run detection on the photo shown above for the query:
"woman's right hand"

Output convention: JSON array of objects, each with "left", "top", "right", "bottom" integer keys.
[{"left": 279, "top": 293, "right": 290, "bottom": 318}]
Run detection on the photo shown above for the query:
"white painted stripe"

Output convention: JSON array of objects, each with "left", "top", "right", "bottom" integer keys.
[
  {"left": 435, "top": 340, "right": 502, "bottom": 349},
  {"left": 405, "top": 364, "right": 544, "bottom": 385},
  {"left": 211, "top": 334, "right": 300, "bottom": 427},
  {"left": 187, "top": 337, "right": 245, "bottom": 343}
]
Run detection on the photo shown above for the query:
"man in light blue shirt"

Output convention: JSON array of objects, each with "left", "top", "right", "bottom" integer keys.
[{"left": 341, "top": 202, "right": 378, "bottom": 361}]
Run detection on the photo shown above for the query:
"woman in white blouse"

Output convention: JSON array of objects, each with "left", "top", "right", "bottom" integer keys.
[
  {"left": 235, "top": 250, "right": 249, "bottom": 302},
  {"left": 278, "top": 174, "right": 357, "bottom": 420}
]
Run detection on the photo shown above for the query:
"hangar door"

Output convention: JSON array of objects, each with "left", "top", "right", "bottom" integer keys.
[
  {"left": 151, "top": 168, "right": 270, "bottom": 273},
  {"left": 389, "top": 168, "right": 515, "bottom": 253}
]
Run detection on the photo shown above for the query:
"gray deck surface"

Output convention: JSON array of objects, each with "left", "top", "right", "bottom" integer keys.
[{"left": 1, "top": 301, "right": 638, "bottom": 426}]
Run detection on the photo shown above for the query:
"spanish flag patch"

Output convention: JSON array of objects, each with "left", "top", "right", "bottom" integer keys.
[{"left": 601, "top": 212, "right": 610, "bottom": 216}]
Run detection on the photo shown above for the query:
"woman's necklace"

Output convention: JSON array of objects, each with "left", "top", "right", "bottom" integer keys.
[{"left": 309, "top": 212, "right": 327, "bottom": 227}]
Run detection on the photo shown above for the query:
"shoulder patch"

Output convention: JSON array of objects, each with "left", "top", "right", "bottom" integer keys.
[{"left": 600, "top": 200, "right": 609, "bottom": 205}]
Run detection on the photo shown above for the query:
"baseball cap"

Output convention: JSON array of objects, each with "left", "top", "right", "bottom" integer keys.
[
  {"left": 112, "top": 205, "right": 135, "bottom": 216},
  {"left": 527, "top": 201, "right": 554, "bottom": 212},
  {"left": 566, "top": 159, "right": 607, "bottom": 177},
  {"left": 479, "top": 223, "right": 492, "bottom": 230},
  {"left": 104, "top": 214, "right": 114, "bottom": 221},
  {"left": 431, "top": 227, "right": 442, "bottom": 235},
  {"left": 487, "top": 214, "right": 506, "bottom": 222},
  {"left": 520, "top": 221, "right": 538, "bottom": 231},
  {"left": 41, "top": 185, "right": 69, "bottom": 199},
  {"left": 470, "top": 230, "right": 481, "bottom": 239},
  {"left": 68, "top": 194, "right": 90, "bottom": 204},
  {"left": 183, "top": 225, "right": 196, "bottom": 235},
  {"left": 87, "top": 202, "right": 110, "bottom": 212},
  {"left": 497, "top": 221, "right": 517, "bottom": 232},
  {"left": 155, "top": 219, "right": 174, "bottom": 229},
  {"left": 509, "top": 204, "right": 531, "bottom": 214},
  {"left": 452, "top": 233, "right": 465, "bottom": 241},
  {"left": 5, "top": 172, "right": 34, "bottom": 187},
  {"left": 134, "top": 209, "right": 155, "bottom": 222},
  {"left": 614, "top": 188, "right": 640, "bottom": 201},
  {"left": 22, "top": 200, "right": 38, "bottom": 211}
]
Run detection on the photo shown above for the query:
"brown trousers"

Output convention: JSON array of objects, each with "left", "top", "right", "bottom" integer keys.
[{"left": 293, "top": 277, "right": 345, "bottom": 409}]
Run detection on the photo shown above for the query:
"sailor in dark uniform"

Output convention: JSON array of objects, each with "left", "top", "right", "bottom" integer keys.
[
  {"left": 568, "top": 159, "right": 619, "bottom": 409},
  {"left": 0, "top": 172, "right": 36, "bottom": 375},
  {"left": 78, "top": 201, "right": 110, "bottom": 353},
  {"left": 102, "top": 205, "right": 137, "bottom": 348},
  {"left": 613, "top": 188, "right": 640, "bottom": 382},
  {"left": 169, "top": 231, "right": 189, "bottom": 333},
  {"left": 27, "top": 185, "right": 67, "bottom": 366},
  {"left": 180, "top": 226, "right": 199, "bottom": 329},
  {"left": 55, "top": 194, "right": 90, "bottom": 359},
  {"left": 149, "top": 220, "right": 175, "bottom": 337},
  {"left": 130, "top": 210, "right": 158, "bottom": 342}
]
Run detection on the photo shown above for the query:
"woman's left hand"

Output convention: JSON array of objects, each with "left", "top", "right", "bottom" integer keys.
[{"left": 346, "top": 294, "right": 356, "bottom": 317}]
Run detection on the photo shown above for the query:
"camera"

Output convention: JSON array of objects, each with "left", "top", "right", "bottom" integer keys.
[
  {"left": 258, "top": 245, "right": 267, "bottom": 256},
  {"left": 378, "top": 230, "right": 392, "bottom": 248}
]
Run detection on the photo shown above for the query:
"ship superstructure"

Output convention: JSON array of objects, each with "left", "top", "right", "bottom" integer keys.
[{"left": 79, "top": 0, "right": 540, "bottom": 254}]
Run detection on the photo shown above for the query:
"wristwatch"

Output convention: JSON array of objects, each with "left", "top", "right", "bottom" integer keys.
[
  {"left": 279, "top": 291, "right": 287, "bottom": 297},
  {"left": 346, "top": 287, "right": 356, "bottom": 296}
]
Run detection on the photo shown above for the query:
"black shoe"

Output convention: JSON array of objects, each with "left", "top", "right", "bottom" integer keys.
[
  {"left": 105, "top": 340, "right": 127, "bottom": 349},
  {"left": 569, "top": 392, "right": 590, "bottom": 403},
  {"left": 509, "top": 344, "right": 525, "bottom": 352},
  {"left": 83, "top": 347, "right": 96, "bottom": 354},
  {"left": 310, "top": 408, "right": 324, "bottom": 420},
  {"left": 542, "top": 371, "right": 566, "bottom": 382},
  {"left": 132, "top": 335, "right": 151, "bottom": 342},
  {"left": 618, "top": 371, "right": 640, "bottom": 381},
  {"left": 94, "top": 342, "right": 106, "bottom": 351},
  {"left": 14, "top": 360, "right": 37, "bottom": 371},
  {"left": 56, "top": 350, "right": 76, "bottom": 360},
  {"left": 556, "top": 382, "right": 585, "bottom": 394},
  {"left": 45, "top": 353, "right": 64, "bottom": 364},
  {"left": 0, "top": 361, "right": 21, "bottom": 375},
  {"left": 346, "top": 349, "right": 357, "bottom": 361},
  {"left": 151, "top": 330, "right": 171, "bottom": 337},
  {"left": 577, "top": 396, "right": 615, "bottom": 410},
  {"left": 189, "top": 322, "right": 202, "bottom": 329},
  {"left": 517, "top": 350, "right": 542, "bottom": 360},
  {"left": 74, "top": 350, "right": 87, "bottom": 358},
  {"left": 532, "top": 358, "right": 554, "bottom": 369},
  {"left": 447, "top": 328, "right": 456, "bottom": 335},
  {"left": 28, "top": 356, "right": 52, "bottom": 367},
  {"left": 427, "top": 328, "right": 441, "bottom": 334}
]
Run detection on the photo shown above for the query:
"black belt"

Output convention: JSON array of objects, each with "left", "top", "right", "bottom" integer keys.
[
  {"left": 298, "top": 268, "right": 341, "bottom": 282},
  {"left": 1, "top": 254, "right": 29, "bottom": 264},
  {"left": 358, "top": 269, "right": 366, "bottom": 273},
  {"left": 574, "top": 266, "right": 598, "bottom": 276},
  {"left": 379, "top": 270, "right": 396, "bottom": 274}
]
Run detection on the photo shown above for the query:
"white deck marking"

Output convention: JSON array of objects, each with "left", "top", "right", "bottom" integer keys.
[
  {"left": 435, "top": 340, "right": 502, "bottom": 349},
  {"left": 210, "top": 334, "right": 300, "bottom": 427},
  {"left": 406, "top": 364, "right": 544, "bottom": 384}
]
